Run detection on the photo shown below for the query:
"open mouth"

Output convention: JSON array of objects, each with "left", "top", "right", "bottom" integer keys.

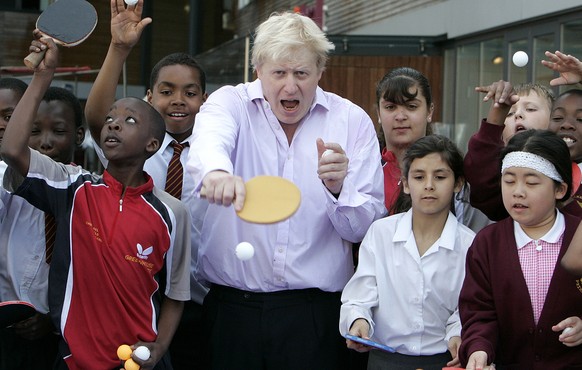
[
  {"left": 169, "top": 112, "right": 188, "bottom": 118},
  {"left": 562, "top": 136, "right": 577, "bottom": 145},
  {"left": 281, "top": 100, "right": 299, "bottom": 111},
  {"left": 103, "top": 135, "right": 120, "bottom": 145},
  {"left": 513, "top": 203, "right": 528, "bottom": 209}
]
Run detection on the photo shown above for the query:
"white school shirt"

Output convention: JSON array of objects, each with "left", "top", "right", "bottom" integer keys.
[
  {"left": 186, "top": 79, "right": 386, "bottom": 292},
  {"left": 0, "top": 165, "right": 49, "bottom": 313},
  {"left": 339, "top": 210, "right": 475, "bottom": 356},
  {"left": 0, "top": 160, "right": 6, "bottom": 185},
  {"left": 94, "top": 133, "right": 209, "bottom": 304}
]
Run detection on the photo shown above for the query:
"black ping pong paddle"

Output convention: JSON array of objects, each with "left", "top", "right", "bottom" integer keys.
[{"left": 24, "top": 0, "right": 98, "bottom": 69}]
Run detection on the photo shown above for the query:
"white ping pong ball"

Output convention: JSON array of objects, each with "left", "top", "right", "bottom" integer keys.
[
  {"left": 134, "top": 345, "right": 150, "bottom": 361},
  {"left": 235, "top": 242, "right": 255, "bottom": 261},
  {"left": 124, "top": 0, "right": 138, "bottom": 6},
  {"left": 322, "top": 149, "right": 334, "bottom": 157},
  {"left": 512, "top": 51, "right": 529, "bottom": 67},
  {"left": 563, "top": 327, "right": 573, "bottom": 335}
]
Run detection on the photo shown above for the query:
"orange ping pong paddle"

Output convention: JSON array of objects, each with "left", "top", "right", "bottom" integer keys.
[
  {"left": 201, "top": 175, "right": 301, "bottom": 224},
  {"left": 24, "top": 0, "right": 98, "bottom": 69},
  {"left": 236, "top": 176, "right": 301, "bottom": 224}
]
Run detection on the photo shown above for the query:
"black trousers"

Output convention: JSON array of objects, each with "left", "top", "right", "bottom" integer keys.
[
  {"left": 168, "top": 300, "right": 205, "bottom": 369},
  {"left": 202, "top": 284, "right": 352, "bottom": 370},
  {"left": 0, "top": 327, "right": 58, "bottom": 370},
  {"left": 367, "top": 349, "right": 452, "bottom": 370}
]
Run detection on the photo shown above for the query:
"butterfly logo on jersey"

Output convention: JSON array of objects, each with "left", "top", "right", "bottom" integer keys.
[{"left": 137, "top": 243, "right": 154, "bottom": 260}]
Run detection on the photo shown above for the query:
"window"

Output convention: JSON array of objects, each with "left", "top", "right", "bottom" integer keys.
[
  {"left": 559, "top": 20, "right": 582, "bottom": 94},
  {"left": 448, "top": 38, "right": 503, "bottom": 152},
  {"left": 533, "top": 34, "right": 555, "bottom": 86},
  {"left": 238, "top": 0, "right": 251, "bottom": 10},
  {"left": 443, "top": 11, "right": 582, "bottom": 151}
]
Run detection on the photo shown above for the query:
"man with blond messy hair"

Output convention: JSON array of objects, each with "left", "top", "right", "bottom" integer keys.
[{"left": 186, "top": 11, "right": 385, "bottom": 370}]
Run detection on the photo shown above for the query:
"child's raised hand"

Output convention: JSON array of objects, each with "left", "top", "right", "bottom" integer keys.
[
  {"left": 29, "top": 30, "right": 58, "bottom": 72},
  {"left": 475, "top": 80, "right": 519, "bottom": 108},
  {"left": 542, "top": 51, "right": 582, "bottom": 86},
  {"left": 346, "top": 318, "right": 371, "bottom": 353},
  {"left": 552, "top": 316, "right": 582, "bottom": 347},
  {"left": 476, "top": 80, "right": 520, "bottom": 126},
  {"left": 110, "top": 0, "right": 152, "bottom": 50}
]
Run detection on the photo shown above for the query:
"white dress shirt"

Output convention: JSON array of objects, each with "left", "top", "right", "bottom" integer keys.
[
  {"left": 0, "top": 160, "right": 6, "bottom": 186},
  {"left": 0, "top": 165, "right": 49, "bottom": 312},
  {"left": 340, "top": 210, "right": 475, "bottom": 355},
  {"left": 186, "top": 79, "right": 386, "bottom": 292}
]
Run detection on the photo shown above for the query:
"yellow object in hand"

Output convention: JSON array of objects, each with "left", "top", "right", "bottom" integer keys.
[
  {"left": 124, "top": 358, "right": 140, "bottom": 370},
  {"left": 117, "top": 344, "right": 132, "bottom": 361}
]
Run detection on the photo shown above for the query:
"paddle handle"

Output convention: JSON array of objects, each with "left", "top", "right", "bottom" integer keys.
[{"left": 24, "top": 48, "right": 47, "bottom": 69}]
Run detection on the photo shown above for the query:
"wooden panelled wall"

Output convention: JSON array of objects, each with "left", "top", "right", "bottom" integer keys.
[
  {"left": 319, "top": 55, "right": 443, "bottom": 134},
  {"left": 0, "top": 12, "right": 38, "bottom": 68},
  {"left": 0, "top": 0, "right": 204, "bottom": 87},
  {"left": 1, "top": 10, "right": 443, "bottom": 127}
]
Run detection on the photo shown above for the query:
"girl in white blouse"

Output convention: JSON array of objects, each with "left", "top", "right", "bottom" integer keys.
[{"left": 340, "top": 135, "right": 475, "bottom": 370}]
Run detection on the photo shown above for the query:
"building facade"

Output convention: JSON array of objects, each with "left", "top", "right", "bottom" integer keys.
[
  {"left": 213, "top": 0, "right": 582, "bottom": 150},
  {"left": 2, "top": 0, "right": 581, "bottom": 150}
]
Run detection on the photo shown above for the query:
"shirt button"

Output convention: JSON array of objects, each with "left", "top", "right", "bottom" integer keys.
[{"left": 278, "top": 248, "right": 283, "bottom": 253}]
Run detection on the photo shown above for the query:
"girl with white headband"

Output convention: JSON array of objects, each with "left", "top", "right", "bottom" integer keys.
[{"left": 458, "top": 129, "right": 582, "bottom": 369}]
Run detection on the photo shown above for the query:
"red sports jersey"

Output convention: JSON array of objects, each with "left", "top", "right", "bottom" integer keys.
[{"left": 8, "top": 150, "right": 190, "bottom": 370}]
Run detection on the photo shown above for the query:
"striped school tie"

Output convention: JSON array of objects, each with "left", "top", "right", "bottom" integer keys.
[
  {"left": 165, "top": 141, "right": 188, "bottom": 199},
  {"left": 44, "top": 213, "right": 56, "bottom": 264}
]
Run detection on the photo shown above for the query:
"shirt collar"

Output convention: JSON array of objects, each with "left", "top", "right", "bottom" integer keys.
[
  {"left": 381, "top": 148, "right": 398, "bottom": 164},
  {"left": 103, "top": 170, "right": 154, "bottom": 196},
  {"left": 248, "top": 79, "right": 264, "bottom": 101},
  {"left": 161, "top": 132, "right": 191, "bottom": 152},
  {"left": 514, "top": 210, "right": 565, "bottom": 249},
  {"left": 393, "top": 209, "right": 458, "bottom": 251},
  {"left": 393, "top": 210, "right": 413, "bottom": 243}
]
